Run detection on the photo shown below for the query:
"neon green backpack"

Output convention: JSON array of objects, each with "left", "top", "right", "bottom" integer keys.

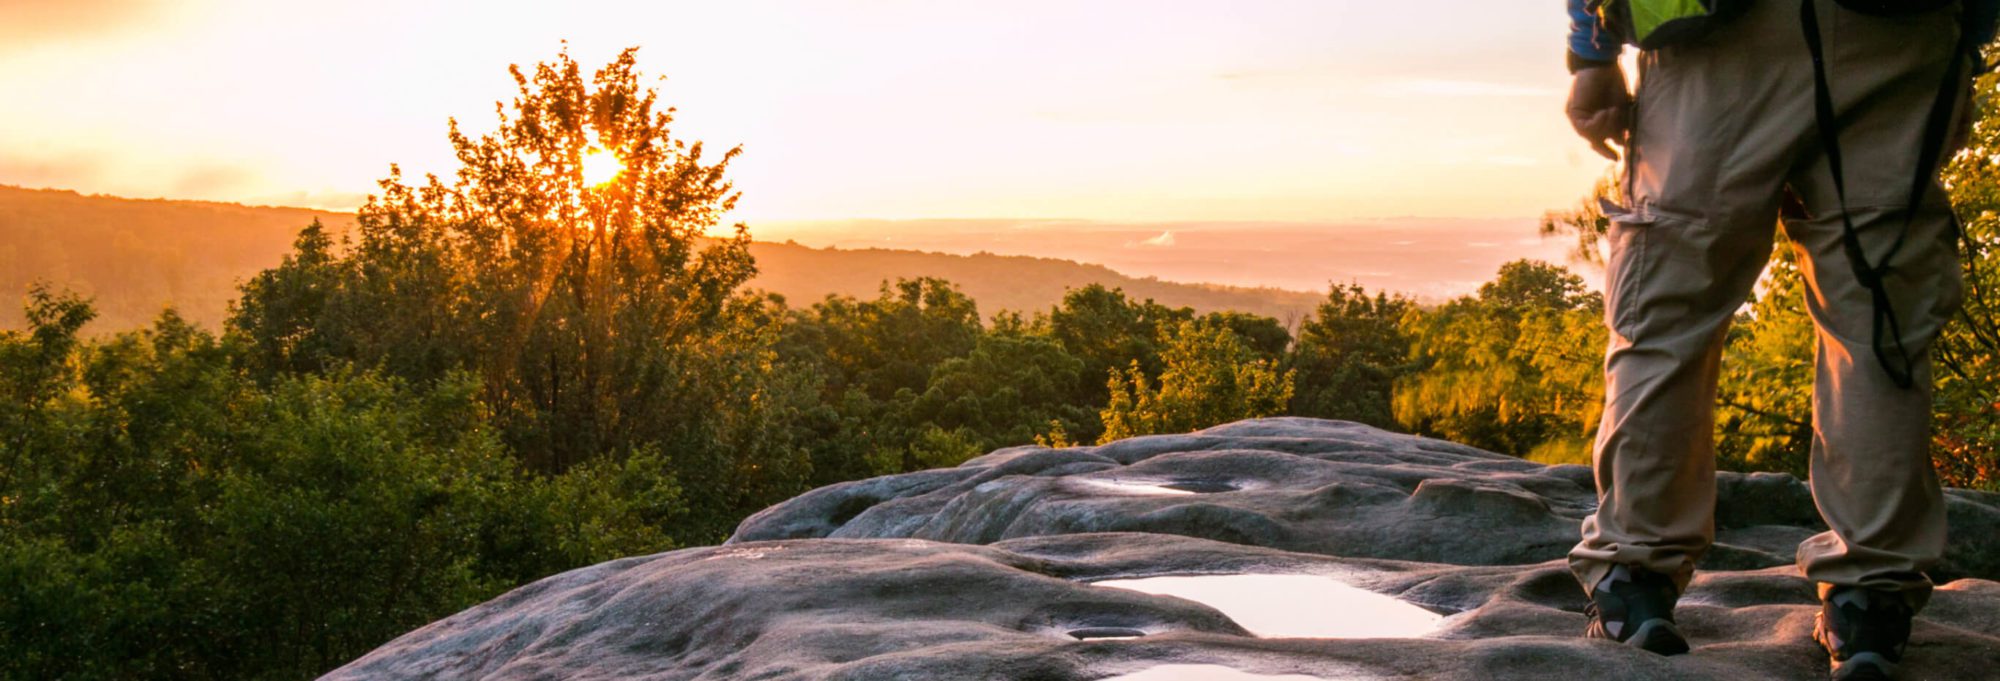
[
  {"left": 1590, "top": 0, "right": 1957, "bottom": 48},
  {"left": 1587, "top": 0, "right": 1753, "bottom": 48}
]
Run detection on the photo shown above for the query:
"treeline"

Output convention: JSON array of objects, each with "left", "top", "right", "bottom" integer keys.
[
  {"left": 0, "top": 190, "right": 1325, "bottom": 335},
  {"left": 0, "top": 252, "right": 1404, "bottom": 679},
  {"left": 5, "top": 48, "right": 2000, "bottom": 680}
]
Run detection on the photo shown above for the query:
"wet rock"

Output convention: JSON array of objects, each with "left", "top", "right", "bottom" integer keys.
[
  {"left": 329, "top": 534, "right": 2000, "bottom": 681},
  {"left": 332, "top": 418, "right": 2000, "bottom": 680},
  {"left": 733, "top": 418, "right": 1999, "bottom": 579}
]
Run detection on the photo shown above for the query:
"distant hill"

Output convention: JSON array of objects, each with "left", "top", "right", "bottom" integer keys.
[
  {"left": 743, "top": 241, "right": 1323, "bottom": 324},
  {"left": 0, "top": 186, "right": 357, "bottom": 330},
  {"left": 0, "top": 186, "right": 1325, "bottom": 332},
  {"left": 752, "top": 217, "right": 1577, "bottom": 301}
]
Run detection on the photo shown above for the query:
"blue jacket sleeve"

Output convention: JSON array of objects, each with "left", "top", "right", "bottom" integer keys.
[{"left": 1569, "top": 0, "right": 1622, "bottom": 62}]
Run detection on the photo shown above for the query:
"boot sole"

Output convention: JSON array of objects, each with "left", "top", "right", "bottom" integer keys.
[
  {"left": 1626, "top": 618, "right": 1690, "bottom": 656},
  {"left": 1830, "top": 652, "right": 1898, "bottom": 681}
]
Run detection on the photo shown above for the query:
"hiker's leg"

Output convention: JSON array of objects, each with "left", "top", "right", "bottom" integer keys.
[
  {"left": 1570, "top": 217, "right": 1772, "bottom": 594},
  {"left": 1781, "top": 1, "right": 1965, "bottom": 611},
  {"left": 1567, "top": 2, "right": 1809, "bottom": 595}
]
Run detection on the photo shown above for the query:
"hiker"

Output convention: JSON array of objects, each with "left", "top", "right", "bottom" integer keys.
[{"left": 1561, "top": 0, "right": 1996, "bottom": 679}]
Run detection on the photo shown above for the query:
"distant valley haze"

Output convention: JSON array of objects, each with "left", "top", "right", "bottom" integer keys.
[
  {"left": 1, "top": 0, "right": 1603, "bottom": 330},
  {"left": 756, "top": 217, "right": 1577, "bottom": 300},
  {"left": 0, "top": 186, "right": 1580, "bottom": 332}
]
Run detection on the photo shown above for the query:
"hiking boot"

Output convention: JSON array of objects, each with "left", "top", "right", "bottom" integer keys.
[
  {"left": 1583, "top": 564, "right": 1689, "bottom": 655},
  {"left": 1814, "top": 586, "right": 1915, "bottom": 681}
]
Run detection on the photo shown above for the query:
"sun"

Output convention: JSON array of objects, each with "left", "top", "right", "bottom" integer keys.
[{"left": 581, "top": 147, "right": 622, "bottom": 186}]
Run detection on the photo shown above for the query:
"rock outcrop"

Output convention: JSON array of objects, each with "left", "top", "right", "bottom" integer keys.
[{"left": 328, "top": 418, "right": 2000, "bottom": 680}]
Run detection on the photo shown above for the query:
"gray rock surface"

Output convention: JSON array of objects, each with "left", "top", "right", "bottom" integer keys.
[
  {"left": 329, "top": 418, "right": 2000, "bottom": 680},
  {"left": 734, "top": 418, "right": 2000, "bottom": 581}
]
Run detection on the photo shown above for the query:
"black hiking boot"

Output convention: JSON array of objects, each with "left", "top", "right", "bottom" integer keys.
[
  {"left": 1814, "top": 585, "right": 1915, "bottom": 681},
  {"left": 1583, "top": 564, "right": 1689, "bottom": 655}
]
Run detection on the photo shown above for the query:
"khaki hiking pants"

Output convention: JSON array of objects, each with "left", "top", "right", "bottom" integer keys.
[{"left": 1568, "top": 0, "right": 1968, "bottom": 607}]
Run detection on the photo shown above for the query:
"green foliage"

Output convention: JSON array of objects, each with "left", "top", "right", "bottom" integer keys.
[
  {"left": 1287, "top": 283, "right": 1415, "bottom": 428},
  {"left": 907, "top": 330, "right": 1096, "bottom": 454},
  {"left": 1043, "top": 284, "right": 1193, "bottom": 401},
  {"left": 1524, "top": 437, "right": 1594, "bottom": 466},
  {"left": 1537, "top": 173, "right": 1618, "bottom": 267},
  {"left": 1099, "top": 318, "right": 1296, "bottom": 442},
  {"left": 0, "top": 294, "right": 682, "bottom": 679},
  {"left": 1395, "top": 260, "right": 1603, "bottom": 455},
  {"left": 228, "top": 49, "right": 812, "bottom": 540},
  {"left": 774, "top": 278, "right": 1101, "bottom": 477},
  {"left": 789, "top": 277, "right": 983, "bottom": 401},
  {"left": 1200, "top": 310, "right": 1292, "bottom": 360},
  {"left": 1934, "top": 61, "right": 2000, "bottom": 490},
  {"left": 1713, "top": 246, "right": 1815, "bottom": 477}
]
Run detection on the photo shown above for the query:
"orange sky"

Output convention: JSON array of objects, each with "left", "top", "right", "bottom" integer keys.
[{"left": 1, "top": 0, "right": 1613, "bottom": 225}]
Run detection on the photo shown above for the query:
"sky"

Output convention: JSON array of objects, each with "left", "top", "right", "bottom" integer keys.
[{"left": 0, "top": 0, "right": 1613, "bottom": 226}]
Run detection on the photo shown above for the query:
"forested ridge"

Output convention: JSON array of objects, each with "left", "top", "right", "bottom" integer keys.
[
  {"left": 0, "top": 186, "right": 1322, "bottom": 332},
  {"left": 5, "top": 49, "right": 1999, "bottom": 680},
  {"left": 0, "top": 187, "right": 355, "bottom": 331}
]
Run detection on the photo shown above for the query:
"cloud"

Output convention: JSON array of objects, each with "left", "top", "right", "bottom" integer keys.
[
  {"left": 1126, "top": 230, "right": 1177, "bottom": 248},
  {"left": 0, "top": 0, "right": 170, "bottom": 47}
]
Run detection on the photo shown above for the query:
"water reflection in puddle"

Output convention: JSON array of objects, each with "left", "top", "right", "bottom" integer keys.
[
  {"left": 1074, "top": 478, "right": 1241, "bottom": 496},
  {"left": 1098, "top": 665, "right": 1346, "bottom": 681},
  {"left": 1091, "top": 574, "right": 1442, "bottom": 639}
]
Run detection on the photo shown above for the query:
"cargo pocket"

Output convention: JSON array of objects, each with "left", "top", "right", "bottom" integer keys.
[{"left": 1602, "top": 208, "right": 1653, "bottom": 338}]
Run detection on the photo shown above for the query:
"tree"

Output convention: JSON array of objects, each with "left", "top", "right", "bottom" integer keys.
[
  {"left": 1932, "top": 59, "right": 2000, "bottom": 490},
  {"left": 1042, "top": 285, "right": 1192, "bottom": 397},
  {"left": 229, "top": 48, "right": 813, "bottom": 537},
  {"left": 788, "top": 277, "right": 983, "bottom": 402},
  {"left": 771, "top": 278, "right": 989, "bottom": 478},
  {"left": 1713, "top": 245, "right": 1816, "bottom": 477},
  {"left": 1286, "top": 283, "right": 1415, "bottom": 428},
  {"left": 1199, "top": 310, "right": 1291, "bottom": 360},
  {"left": 1, "top": 291, "right": 694, "bottom": 679},
  {"left": 231, "top": 220, "right": 344, "bottom": 377},
  {"left": 907, "top": 329, "right": 1096, "bottom": 454},
  {"left": 1099, "top": 318, "right": 1295, "bottom": 442},
  {"left": 1396, "top": 260, "right": 1604, "bottom": 458},
  {"left": 1538, "top": 172, "right": 1619, "bottom": 267}
]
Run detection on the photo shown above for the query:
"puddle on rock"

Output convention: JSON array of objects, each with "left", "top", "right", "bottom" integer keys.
[
  {"left": 1098, "top": 665, "right": 1347, "bottom": 681},
  {"left": 1073, "top": 478, "right": 1244, "bottom": 496},
  {"left": 1091, "top": 574, "right": 1443, "bottom": 639},
  {"left": 1156, "top": 480, "right": 1238, "bottom": 493},
  {"left": 1067, "top": 626, "right": 1147, "bottom": 640}
]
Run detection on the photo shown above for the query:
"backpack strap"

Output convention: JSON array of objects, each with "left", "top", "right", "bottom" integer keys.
[{"left": 1800, "top": 0, "right": 1970, "bottom": 389}]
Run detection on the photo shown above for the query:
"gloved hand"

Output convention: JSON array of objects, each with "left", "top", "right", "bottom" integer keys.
[{"left": 1567, "top": 64, "right": 1632, "bottom": 161}]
